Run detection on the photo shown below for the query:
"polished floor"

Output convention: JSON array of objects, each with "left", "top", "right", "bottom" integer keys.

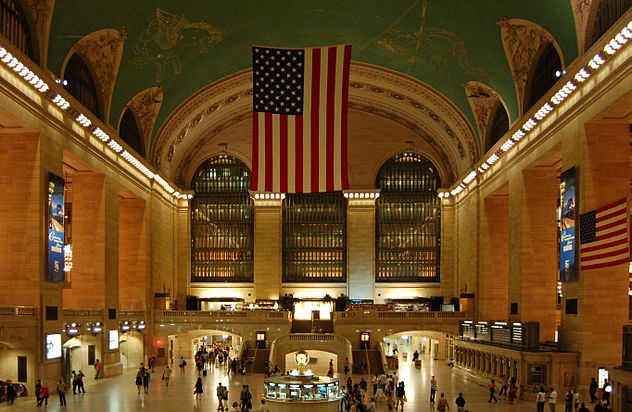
[{"left": 1, "top": 356, "right": 551, "bottom": 411}]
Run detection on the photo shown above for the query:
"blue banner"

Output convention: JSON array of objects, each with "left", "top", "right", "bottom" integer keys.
[
  {"left": 560, "top": 167, "right": 576, "bottom": 282},
  {"left": 47, "top": 173, "right": 65, "bottom": 282}
]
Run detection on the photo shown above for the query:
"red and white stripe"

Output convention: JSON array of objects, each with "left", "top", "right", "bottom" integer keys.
[
  {"left": 580, "top": 198, "right": 629, "bottom": 270},
  {"left": 252, "top": 44, "right": 351, "bottom": 193}
]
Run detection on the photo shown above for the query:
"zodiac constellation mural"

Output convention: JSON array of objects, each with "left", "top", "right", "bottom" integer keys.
[
  {"left": 373, "top": 0, "right": 487, "bottom": 81},
  {"left": 133, "top": 9, "right": 223, "bottom": 82}
]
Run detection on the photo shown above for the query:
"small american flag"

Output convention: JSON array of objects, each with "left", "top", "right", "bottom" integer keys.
[
  {"left": 579, "top": 198, "right": 629, "bottom": 270},
  {"left": 251, "top": 44, "right": 351, "bottom": 193}
]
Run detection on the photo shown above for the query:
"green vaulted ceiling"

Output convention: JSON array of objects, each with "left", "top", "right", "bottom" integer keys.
[{"left": 47, "top": 0, "right": 578, "bottom": 149}]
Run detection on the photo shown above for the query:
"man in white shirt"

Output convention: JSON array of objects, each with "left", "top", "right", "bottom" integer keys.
[
  {"left": 548, "top": 387, "right": 557, "bottom": 412},
  {"left": 536, "top": 387, "right": 546, "bottom": 412}
]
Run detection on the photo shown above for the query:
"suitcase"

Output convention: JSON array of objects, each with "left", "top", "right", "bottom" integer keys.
[{"left": 203, "top": 369, "right": 207, "bottom": 377}]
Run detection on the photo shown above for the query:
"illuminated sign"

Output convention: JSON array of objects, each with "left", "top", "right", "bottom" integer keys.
[
  {"left": 560, "top": 167, "right": 577, "bottom": 282},
  {"left": 108, "top": 330, "right": 119, "bottom": 350},
  {"left": 45, "top": 334, "right": 62, "bottom": 360},
  {"left": 47, "top": 173, "right": 65, "bottom": 282}
]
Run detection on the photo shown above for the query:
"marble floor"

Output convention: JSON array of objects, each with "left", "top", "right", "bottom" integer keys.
[{"left": 1, "top": 356, "right": 552, "bottom": 411}]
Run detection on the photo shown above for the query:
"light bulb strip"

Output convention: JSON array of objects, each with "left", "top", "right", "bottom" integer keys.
[{"left": 441, "top": 20, "right": 631, "bottom": 200}]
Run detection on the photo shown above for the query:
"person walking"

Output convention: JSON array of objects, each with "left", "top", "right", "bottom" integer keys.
[
  {"left": 162, "top": 365, "right": 172, "bottom": 387},
  {"left": 94, "top": 358, "right": 101, "bottom": 379},
  {"left": 455, "top": 392, "right": 466, "bottom": 412},
  {"left": 179, "top": 356, "right": 187, "bottom": 373},
  {"left": 499, "top": 375, "right": 508, "bottom": 399},
  {"left": 395, "top": 381, "right": 406, "bottom": 411},
  {"left": 436, "top": 393, "right": 450, "bottom": 412},
  {"left": 589, "top": 378, "right": 598, "bottom": 404},
  {"left": 71, "top": 371, "right": 78, "bottom": 394},
  {"left": 37, "top": 382, "right": 49, "bottom": 407},
  {"left": 135, "top": 371, "right": 143, "bottom": 395},
  {"left": 142, "top": 369, "right": 151, "bottom": 394},
  {"left": 5, "top": 379, "right": 17, "bottom": 405},
  {"left": 57, "top": 378, "right": 67, "bottom": 406},
  {"left": 35, "top": 379, "right": 42, "bottom": 405},
  {"left": 488, "top": 378, "right": 498, "bottom": 402},
  {"left": 536, "top": 386, "right": 547, "bottom": 412},
  {"left": 76, "top": 370, "right": 86, "bottom": 393},
  {"left": 549, "top": 387, "right": 558, "bottom": 412},
  {"left": 217, "top": 382, "right": 228, "bottom": 411},
  {"left": 565, "top": 389, "right": 574, "bottom": 412},
  {"left": 240, "top": 384, "right": 252, "bottom": 412},
  {"left": 372, "top": 373, "right": 378, "bottom": 395},
  {"left": 430, "top": 375, "right": 437, "bottom": 404},
  {"left": 194, "top": 376, "right": 203, "bottom": 400}
]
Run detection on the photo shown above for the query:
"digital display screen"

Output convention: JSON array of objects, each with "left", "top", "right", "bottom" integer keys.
[
  {"left": 108, "top": 330, "right": 119, "bottom": 350},
  {"left": 46, "top": 334, "right": 62, "bottom": 359}
]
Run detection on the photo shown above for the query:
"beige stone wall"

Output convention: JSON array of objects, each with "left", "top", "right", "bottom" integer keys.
[
  {"left": 119, "top": 198, "right": 147, "bottom": 310},
  {"left": 478, "top": 193, "right": 509, "bottom": 320},
  {"left": 347, "top": 199, "right": 375, "bottom": 300},
  {"left": 455, "top": 190, "right": 479, "bottom": 299},
  {"left": 0, "top": 133, "right": 42, "bottom": 307},
  {"left": 253, "top": 199, "right": 282, "bottom": 300}
]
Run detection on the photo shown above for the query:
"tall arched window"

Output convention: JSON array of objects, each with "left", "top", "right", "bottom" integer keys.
[
  {"left": 589, "top": 0, "right": 631, "bottom": 49},
  {"left": 63, "top": 54, "right": 102, "bottom": 120},
  {"left": 0, "top": 0, "right": 36, "bottom": 61},
  {"left": 191, "top": 156, "right": 254, "bottom": 282},
  {"left": 523, "top": 43, "right": 562, "bottom": 113},
  {"left": 119, "top": 109, "right": 144, "bottom": 157},
  {"left": 283, "top": 193, "right": 347, "bottom": 282},
  {"left": 376, "top": 153, "right": 441, "bottom": 282},
  {"left": 486, "top": 102, "right": 509, "bottom": 151}
]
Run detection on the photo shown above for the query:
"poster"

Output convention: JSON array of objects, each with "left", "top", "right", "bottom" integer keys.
[
  {"left": 560, "top": 167, "right": 577, "bottom": 282},
  {"left": 47, "top": 173, "right": 65, "bottom": 282}
]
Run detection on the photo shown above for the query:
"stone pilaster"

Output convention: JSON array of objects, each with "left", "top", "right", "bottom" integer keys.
[{"left": 253, "top": 196, "right": 282, "bottom": 300}]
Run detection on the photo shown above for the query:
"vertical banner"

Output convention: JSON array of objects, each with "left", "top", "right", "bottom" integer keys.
[
  {"left": 559, "top": 167, "right": 577, "bottom": 281},
  {"left": 47, "top": 173, "right": 65, "bottom": 281}
]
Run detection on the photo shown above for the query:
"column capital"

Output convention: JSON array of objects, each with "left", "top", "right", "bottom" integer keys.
[{"left": 250, "top": 192, "right": 284, "bottom": 207}]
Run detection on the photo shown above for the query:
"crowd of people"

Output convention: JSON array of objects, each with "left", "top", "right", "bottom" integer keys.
[{"left": 0, "top": 344, "right": 616, "bottom": 411}]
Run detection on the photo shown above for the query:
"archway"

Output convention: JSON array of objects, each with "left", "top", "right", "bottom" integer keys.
[
  {"left": 168, "top": 329, "right": 244, "bottom": 366},
  {"left": 119, "top": 331, "right": 144, "bottom": 369}
]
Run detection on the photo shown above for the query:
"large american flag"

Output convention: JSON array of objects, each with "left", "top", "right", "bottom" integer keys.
[
  {"left": 251, "top": 44, "right": 351, "bottom": 193},
  {"left": 579, "top": 198, "right": 629, "bottom": 270}
]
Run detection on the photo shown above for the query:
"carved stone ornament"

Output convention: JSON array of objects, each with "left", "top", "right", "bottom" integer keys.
[
  {"left": 22, "top": 0, "right": 55, "bottom": 63},
  {"left": 126, "top": 87, "right": 163, "bottom": 151},
  {"left": 463, "top": 81, "right": 506, "bottom": 143},
  {"left": 497, "top": 17, "right": 557, "bottom": 115},
  {"left": 571, "top": 0, "right": 594, "bottom": 52},
  {"left": 69, "top": 28, "right": 127, "bottom": 121}
]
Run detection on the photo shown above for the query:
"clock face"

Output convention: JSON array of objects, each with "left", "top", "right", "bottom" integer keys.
[{"left": 296, "top": 351, "right": 309, "bottom": 366}]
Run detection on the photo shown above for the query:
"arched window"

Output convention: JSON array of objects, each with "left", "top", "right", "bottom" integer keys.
[
  {"left": 119, "top": 109, "right": 144, "bottom": 157},
  {"left": 523, "top": 43, "right": 562, "bottom": 113},
  {"left": 0, "top": 0, "right": 35, "bottom": 61},
  {"left": 63, "top": 54, "right": 102, "bottom": 119},
  {"left": 191, "top": 156, "right": 254, "bottom": 282},
  {"left": 283, "top": 193, "right": 347, "bottom": 282},
  {"left": 376, "top": 153, "right": 441, "bottom": 282},
  {"left": 589, "top": 0, "right": 631, "bottom": 49},
  {"left": 486, "top": 102, "right": 509, "bottom": 151}
]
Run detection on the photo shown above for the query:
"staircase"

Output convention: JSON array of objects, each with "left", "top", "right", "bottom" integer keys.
[
  {"left": 352, "top": 349, "right": 384, "bottom": 375},
  {"left": 242, "top": 348, "right": 270, "bottom": 373},
  {"left": 291, "top": 319, "right": 334, "bottom": 333}
]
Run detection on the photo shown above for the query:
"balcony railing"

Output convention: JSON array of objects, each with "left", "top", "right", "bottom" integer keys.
[
  {"left": 157, "top": 310, "right": 290, "bottom": 321},
  {"left": 335, "top": 311, "right": 465, "bottom": 320},
  {"left": 0, "top": 306, "right": 36, "bottom": 319}
]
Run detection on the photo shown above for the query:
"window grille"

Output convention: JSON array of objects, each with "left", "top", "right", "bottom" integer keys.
[
  {"left": 64, "top": 54, "right": 102, "bottom": 120},
  {"left": 0, "top": 0, "right": 35, "bottom": 61},
  {"left": 119, "top": 109, "right": 144, "bottom": 157},
  {"left": 376, "top": 153, "right": 441, "bottom": 282},
  {"left": 191, "top": 156, "right": 254, "bottom": 282},
  {"left": 283, "top": 192, "right": 347, "bottom": 282}
]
